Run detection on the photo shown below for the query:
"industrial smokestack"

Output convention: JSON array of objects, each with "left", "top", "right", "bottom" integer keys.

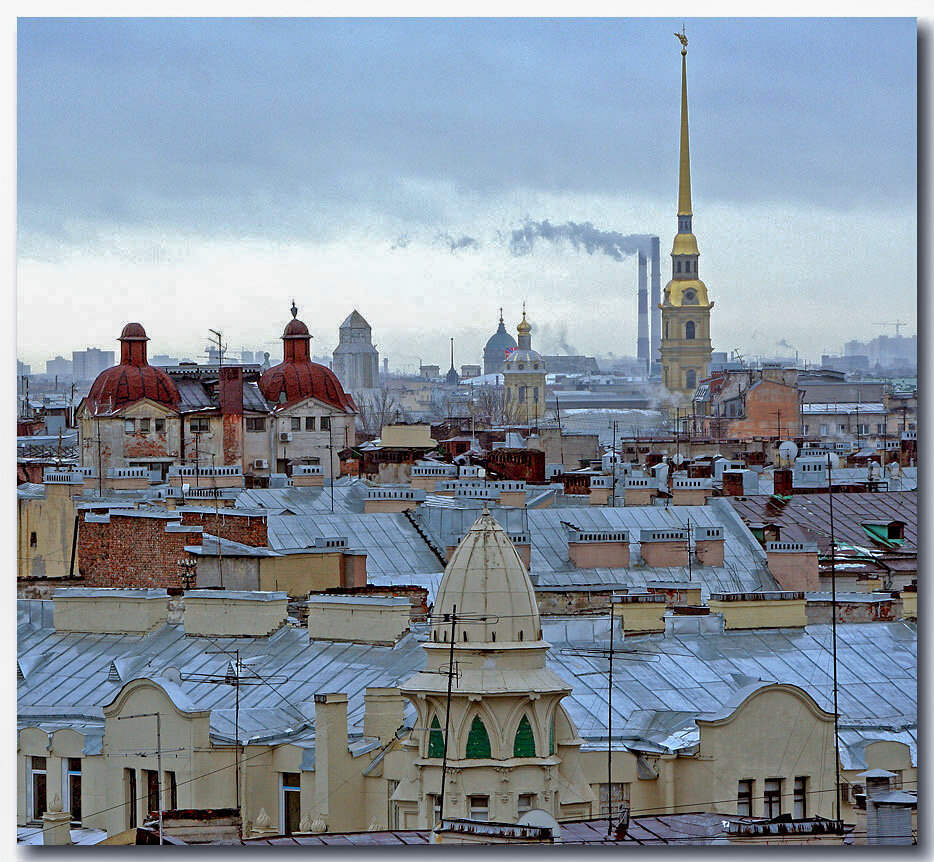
[
  {"left": 637, "top": 252, "right": 649, "bottom": 372},
  {"left": 650, "top": 236, "right": 661, "bottom": 370}
]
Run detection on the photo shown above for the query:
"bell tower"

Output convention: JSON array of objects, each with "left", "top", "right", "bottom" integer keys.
[{"left": 659, "top": 30, "right": 714, "bottom": 405}]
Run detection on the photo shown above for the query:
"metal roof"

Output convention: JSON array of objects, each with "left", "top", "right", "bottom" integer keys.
[
  {"left": 235, "top": 481, "right": 368, "bottom": 515},
  {"left": 728, "top": 493, "right": 917, "bottom": 553},
  {"left": 18, "top": 600, "right": 915, "bottom": 761}
]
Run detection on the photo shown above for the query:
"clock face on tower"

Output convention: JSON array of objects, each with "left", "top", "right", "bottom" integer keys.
[{"left": 684, "top": 289, "right": 696, "bottom": 303}]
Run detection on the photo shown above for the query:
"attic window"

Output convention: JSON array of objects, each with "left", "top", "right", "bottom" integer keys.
[
  {"left": 861, "top": 522, "right": 905, "bottom": 547},
  {"left": 30, "top": 532, "right": 37, "bottom": 548}
]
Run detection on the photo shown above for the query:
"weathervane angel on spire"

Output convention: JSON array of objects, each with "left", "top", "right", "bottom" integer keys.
[{"left": 675, "top": 25, "right": 688, "bottom": 49}]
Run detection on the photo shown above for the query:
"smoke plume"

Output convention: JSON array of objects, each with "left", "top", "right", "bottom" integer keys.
[
  {"left": 436, "top": 232, "right": 480, "bottom": 253},
  {"left": 509, "top": 219, "right": 654, "bottom": 262}
]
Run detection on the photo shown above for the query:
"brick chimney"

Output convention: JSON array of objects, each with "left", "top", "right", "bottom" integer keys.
[
  {"left": 638, "top": 528, "right": 689, "bottom": 567},
  {"left": 773, "top": 468, "right": 793, "bottom": 496},
  {"left": 219, "top": 366, "right": 244, "bottom": 467},
  {"left": 765, "top": 541, "right": 819, "bottom": 591},
  {"left": 567, "top": 527, "right": 630, "bottom": 568},
  {"left": 694, "top": 526, "right": 724, "bottom": 566}
]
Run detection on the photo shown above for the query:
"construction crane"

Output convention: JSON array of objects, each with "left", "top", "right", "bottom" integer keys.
[{"left": 874, "top": 321, "right": 909, "bottom": 337}]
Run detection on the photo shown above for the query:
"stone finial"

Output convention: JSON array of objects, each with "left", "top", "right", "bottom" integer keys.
[
  {"left": 254, "top": 807, "right": 270, "bottom": 829},
  {"left": 299, "top": 812, "right": 312, "bottom": 833},
  {"left": 368, "top": 819, "right": 381, "bottom": 832},
  {"left": 47, "top": 792, "right": 63, "bottom": 814},
  {"left": 310, "top": 816, "right": 327, "bottom": 834}
]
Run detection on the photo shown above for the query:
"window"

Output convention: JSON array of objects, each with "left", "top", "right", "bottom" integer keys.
[
  {"left": 793, "top": 776, "right": 808, "bottom": 819},
  {"left": 305, "top": 416, "right": 316, "bottom": 431},
  {"left": 533, "top": 387, "right": 539, "bottom": 403},
  {"left": 144, "top": 769, "right": 160, "bottom": 817},
  {"left": 291, "top": 417, "right": 302, "bottom": 431},
  {"left": 320, "top": 416, "right": 331, "bottom": 431},
  {"left": 166, "top": 770, "right": 177, "bottom": 811},
  {"left": 876, "top": 423, "right": 885, "bottom": 434},
  {"left": 125, "top": 768, "right": 137, "bottom": 829},
  {"left": 820, "top": 424, "right": 828, "bottom": 436},
  {"left": 428, "top": 793, "right": 442, "bottom": 825},
  {"left": 465, "top": 715, "right": 492, "bottom": 759},
  {"left": 598, "top": 782, "right": 630, "bottom": 817},
  {"left": 685, "top": 320, "right": 696, "bottom": 340},
  {"left": 30, "top": 756, "right": 47, "bottom": 822},
  {"left": 124, "top": 419, "right": 136, "bottom": 434},
  {"left": 737, "top": 779, "right": 753, "bottom": 816},
  {"left": 140, "top": 418, "right": 151, "bottom": 432},
  {"left": 65, "top": 757, "right": 82, "bottom": 823},
  {"left": 154, "top": 418, "right": 165, "bottom": 433},
  {"left": 246, "top": 417, "right": 265, "bottom": 432},
  {"left": 190, "top": 418, "right": 209, "bottom": 433},
  {"left": 676, "top": 260, "right": 682, "bottom": 273},
  {"left": 685, "top": 369, "right": 697, "bottom": 390},
  {"left": 517, "top": 794, "right": 535, "bottom": 817},
  {"left": 549, "top": 715, "right": 556, "bottom": 755},
  {"left": 518, "top": 386, "right": 526, "bottom": 403},
  {"left": 468, "top": 795, "right": 489, "bottom": 821},
  {"left": 802, "top": 425, "right": 809, "bottom": 435},
  {"left": 30, "top": 532, "right": 37, "bottom": 548},
  {"left": 428, "top": 715, "right": 446, "bottom": 758},
  {"left": 281, "top": 772, "right": 301, "bottom": 835},
  {"left": 763, "top": 778, "right": 782, "bottom": 818},
  {"left": 513, "top": 715, "right": 536, "bottom": 758}
]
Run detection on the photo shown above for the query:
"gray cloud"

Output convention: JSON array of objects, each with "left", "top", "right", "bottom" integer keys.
[{"left": 436, "top": 232, "right": 480, "bottom": 253}]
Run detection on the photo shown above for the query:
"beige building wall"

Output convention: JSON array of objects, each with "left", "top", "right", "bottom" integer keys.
[{"left": 18, "top": 484, "right": 79, "bottom": 579}]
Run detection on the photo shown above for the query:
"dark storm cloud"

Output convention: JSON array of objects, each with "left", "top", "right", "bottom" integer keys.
[{"left": 17, "top": 18, "right": 916, "bottom": 249}]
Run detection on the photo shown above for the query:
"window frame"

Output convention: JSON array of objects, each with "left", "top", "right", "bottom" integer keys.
[
  {"left": 763, "top": 778, "right": 782, "bottom": 819},
  {"left": 737, "top": 779, "right": 753, "bottom": 817},
  {"left": 154, "top": 418, "right": 165, "bottom": 433},
  {"left": 305, "top": 416, "right": 316, "bottom": 431},
  {"left": 64, "top": 757, "right": 82, "bottom": 824},
  {"left": 139, "top": 418, "right": 151, "bottom": 433},
  {"left": 280, "top": 771, "right": 301, "bottom": 836},
  {"left": 189, "top": 417, "right": 210, "bottom": 433},
  {"left": 124, "top": 418, "right": 136, "bottom": 434},
  {"left": 291, "top": 417, "right": 302, "bottom": 432},
  {"left": 468, "top": 795, "right": 489, "bottom": 822},
  {"left": 246, "top": 417, "right": 266, "bottom": 433},
  {"left": 793, "top": 776, "right": 808, "bottom": 819},
  {"left": 320, "top": 416, "right": 331, "bottom": 431}
]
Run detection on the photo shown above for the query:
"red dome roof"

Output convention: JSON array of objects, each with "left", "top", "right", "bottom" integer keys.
[
  {"left": 259, "top": 308, "right": 357, "bottom": 413},
  {"left": 283, "top": 318, "right": 310, "bottom": 338},
  {"left": 259, "top": 361, "right": 357, "bottom": 413},
  {"left": 86, "top": 322, "right": 180, "bottom": 412}
]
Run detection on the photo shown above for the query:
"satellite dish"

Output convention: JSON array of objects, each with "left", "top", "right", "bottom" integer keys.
[
  {"left": 778, "top": 441, "right": 798, "bottom": 461},
  {"left": 671, "top": 453, "right": 686, "bottom": 466},
  {"left": 517, "top": 809, "right": 562, "bottom": 842}
]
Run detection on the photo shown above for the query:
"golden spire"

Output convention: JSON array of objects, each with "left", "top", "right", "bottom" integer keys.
[
  {"left": 517, "top": 304, "right": 531, "bottom": 335},
  {"left": 677, "top": 28, "right": 692, "bottom": 217}
]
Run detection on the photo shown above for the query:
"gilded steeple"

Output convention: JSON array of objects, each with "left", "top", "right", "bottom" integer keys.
[{"left": 677, "top": 31, "right": 692, "bottom": 218}]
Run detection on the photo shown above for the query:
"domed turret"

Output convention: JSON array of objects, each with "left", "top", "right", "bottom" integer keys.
[
  {"left": 258, "top": 303, "right": 357, "bottom": 412},
  {"left": 86, "top": 323, "right": 180, "bottom": 412},
  {"left": 432, "top": 509, "right": 540, "bottom": 645},
  {"left": 482, "top": 309, "right": 517, "bottom": 376}
]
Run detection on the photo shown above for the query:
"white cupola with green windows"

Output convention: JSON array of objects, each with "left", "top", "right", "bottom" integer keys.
[{"left": 398, "top": 509, "right": 593, "bottom": 827}]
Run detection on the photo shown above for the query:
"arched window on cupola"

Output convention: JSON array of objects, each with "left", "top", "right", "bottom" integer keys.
[
  {"left": 465, "top": 715, "right": 492, "bottom": 759},
  {"left": 428, "top": 715, "right": 445, "bottom": 758},
  {"left": 513, "top": 714, "right": 536, "bottom": 758}
]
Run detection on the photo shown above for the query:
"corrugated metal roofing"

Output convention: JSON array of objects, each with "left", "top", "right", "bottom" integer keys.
[
  {"left": 18, "top": 600, "right": 915, "bottom": 761},
  {"left": 235, "top": 482, "right": 368, "bottom": 515}
]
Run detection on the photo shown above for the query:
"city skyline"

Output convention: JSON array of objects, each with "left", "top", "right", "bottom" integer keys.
[{"left": 17, "top": 18, "right": 917, "bottom": 370}]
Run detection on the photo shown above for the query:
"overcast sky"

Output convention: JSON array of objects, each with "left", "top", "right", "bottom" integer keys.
[{"left": 17, "top": 17, "right": 917, "bottom": 372}]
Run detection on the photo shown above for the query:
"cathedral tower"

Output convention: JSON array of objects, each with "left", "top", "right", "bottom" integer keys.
[
  {"left": 659, "top": 32, "right": 714, "bottom": 403},
  {"left": 503, "top": 309, "right": 546, "bottom": 424}
]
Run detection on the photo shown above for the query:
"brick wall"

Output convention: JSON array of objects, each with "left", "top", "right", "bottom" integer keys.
[
  {"left": 179, "top": 511, "right": 267, "bottom": 546},
  {"left": 78, "top": 513, "right": 201, "bottom": 588}
]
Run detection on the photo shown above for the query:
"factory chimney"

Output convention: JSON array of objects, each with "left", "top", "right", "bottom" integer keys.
[
  {"left": 637, "top": 252, "right": 649, "bottom": 372},
  {"left": 650, "top": 236, "right": 661, "bottom": 371}
]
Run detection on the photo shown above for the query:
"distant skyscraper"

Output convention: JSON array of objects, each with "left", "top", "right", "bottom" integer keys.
[
  {"left": 46, "top": 355, "right": 73, "bottom": 377},
  {"left": 332, "top": 310, "right": 379, "bottom": 392},
  {"left": 72, "top": 348, "right": 115, "bottom": 380}
]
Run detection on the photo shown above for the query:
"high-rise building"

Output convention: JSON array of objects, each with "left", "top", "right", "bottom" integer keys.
[
  {"left": 46, "top": 356, "right": 73, "bottom": 377},
  {"left": 72, "top": 348, "right": 116, "bottom": 381},
  {"left": 659, "top": 34, "right": 714, "bottom": 403}
]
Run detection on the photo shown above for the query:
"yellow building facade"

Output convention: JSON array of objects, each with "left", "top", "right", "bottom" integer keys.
[{"left": 659, "top": 37, "right": 713, "bottom": 404}]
